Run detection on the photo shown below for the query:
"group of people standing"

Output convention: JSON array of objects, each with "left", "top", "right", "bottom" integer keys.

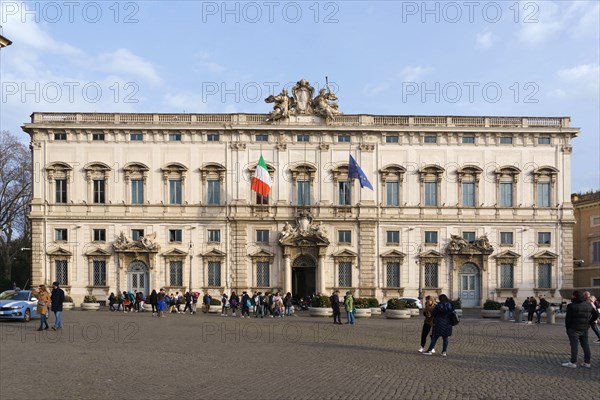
[
  {"left": 419, "top": 294, "right": 456, "bottom": 357},
  {"left": 219, "top": 291, "right": 294, "bottom": 318},
  {"left": 330, "top": 290, "right": 355, "bottom": 325},
  {"left": 32, "top": 281, "right": 64, "bottom": 331}
]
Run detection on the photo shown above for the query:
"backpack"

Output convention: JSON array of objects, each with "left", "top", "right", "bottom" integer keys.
[
  {"left": 450, "top": 310, "right": 460, "bottom": 326},
  {"left": 231, "top": 298, "right": 237, "bottom": 307},
  {"left": 246, "top": 299, "right": 251, "bottom": 308}
]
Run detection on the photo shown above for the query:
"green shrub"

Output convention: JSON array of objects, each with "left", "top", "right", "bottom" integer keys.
[
  {"left": 210, "top": 298, "right": 221, "bottom": 306},
  {"left": 83, "top": 295, "right": 97, "bottom": 303},
  {"left": 64, "top": 295, "right": 73, "bottom": 302},
  {"left": 311, "top": 295, "right": 331, "bottom": 308},
  {"left": 387, "top": 299, "right": 407, "bottom": 310},
  {"left": 354, "top": 298, "right": 370, "bottom": 309},
  {"left": 405, "top": 300, "right": 418, "bottom": 309},
  {"left": 483, "top": 300, "right": 501, "bottom": 310},
  {"left": 366, "top": 298, "right": 380, "bottom": 308},
  {"left": 451, "top": 299, "right": 462, "bottom": 309}
]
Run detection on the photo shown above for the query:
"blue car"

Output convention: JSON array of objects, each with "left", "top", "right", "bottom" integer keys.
[{"left": 0, "top": 290, "right": 41, "bottom": 322}]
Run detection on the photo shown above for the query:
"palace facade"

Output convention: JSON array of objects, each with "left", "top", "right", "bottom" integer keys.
[{"left": 24, "top": 107, "right": 579, "bottom": 306}]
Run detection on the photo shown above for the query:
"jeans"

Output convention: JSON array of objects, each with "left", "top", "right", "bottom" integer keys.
[
  {"left": 590, "top": 322, "right": 600, "bottom": 340},
  {"left": 420, "top": 323, "right": 432, "bottom": 347},
  {"left": 53, "top": 311, "right": 62, "bottom": 328},
  {"left": 333, "top": 308, "right": 341, "bottom": 323},
  {"left": 39, "top": 312, "right": 49, "bottom": 329},
  {"left": 535, "top": 308, "right": 547, "bottom": 323},
  {"left": 256, "top": 305, "right": 264, "bottom": 317},
  {"left": 285, "top": 306, "right": 292, "bottom": 316},
  {"left": 428, "top": 335, "right": 449, "bottom": 353},
  {"left": 567, "top": 328, "right": 591, "bottom": 363},
  {"left": 346, "top": 311, "right": 355, "bottom": 324}
]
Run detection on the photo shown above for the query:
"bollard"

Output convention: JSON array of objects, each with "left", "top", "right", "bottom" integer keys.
[
  {"left": 500, "top": 306, "right": 509, "bottom": 321},
  {"left": 515, "top": 306, "right": 523, "bottom": 323},
  {"left": 547, "top": 306, "right": 556, "bottom": 324}
]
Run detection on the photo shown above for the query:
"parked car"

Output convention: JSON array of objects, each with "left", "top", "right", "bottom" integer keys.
[
  {"left": 380, "top": 297, "right": 423, "bottom": 312},
  {"left": 0, "top": 290, "right": 41, "bottom": 322}
]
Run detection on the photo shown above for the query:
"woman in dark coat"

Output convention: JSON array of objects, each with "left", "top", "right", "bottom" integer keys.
[
  {"left": 527, "top": 296, "right": 537, "bottom": 324},
  {"left": 423, "top": 294, "right": 454, "bottom": 356},
  {"left": 149, "top": 290, "right": 158, "bottom": 315}
]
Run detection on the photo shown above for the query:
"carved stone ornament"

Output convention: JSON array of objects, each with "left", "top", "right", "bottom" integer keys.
[
  {"left": 447, "top": 234, "right": 493, "bottom": 255},
  {"left": 279, "top": 211, "right": 329, "bottom": 245},
  {"left": 113, "top": 231, "right": 160, "bottom": 252}
]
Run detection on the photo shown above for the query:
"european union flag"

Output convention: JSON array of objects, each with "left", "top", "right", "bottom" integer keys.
[{"left": 348, "top": 155, "right": 373, "bottom": 190}]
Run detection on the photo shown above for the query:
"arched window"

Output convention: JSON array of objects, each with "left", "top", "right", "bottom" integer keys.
[
  {"left": 289, "top": 163, "right": 317, "bottom": 207},
  {"left": 46, "top": 162, "right": 72, "bottom": 204},
  {"left": 84, "top": 162, "right": 111, "bottom": 204},
  {"left": 457, "top": 165, "right": 482, "bottom": 208},
  {"left": 418, "top": 165, "right": 444, "bottom": 207},
  {"left": 495, "top": 166, "right": 520, "bottom": 208},
  {"left": 533, "top": 166, "right": 558, "bottom": 208},
  {"left": 123, "top": 163, "right": 149, "bottom": 205},
  {"left": 199, "top": 163, "right": 226, "bottom": 205},
  {"left": 379, "top": 164, "right": 406, "bottom": 207},
  {"left": 162, "top": 163, "right": 188, "bottom": 205}
]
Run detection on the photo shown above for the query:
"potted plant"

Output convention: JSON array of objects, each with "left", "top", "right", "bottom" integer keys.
[
  {"left": 481, "top": 299, "right": 502, "bottom": 318},
  {"left": 353, "top": 298, "right": 372, "bottom": 318},
  {"left": 81, "top": 295, "right": 100, "bottom": 311},
  {"left": 209, "top": 298, "right": 222, "bottom": 313},
  {"left": 309, "top": 295, "right": 333, "bottom": 317},
  {"left": 385, "top": 299, "right": 410, "bottom": 319},
  {"left": 367, "top": 298, "right": 381, "bottom": 315},
  {"left": 406, "top": 300, "right": 420, "bottom": 316},
  {"left": 451, "top": 298, "right": 463, "bottom": 317},
  {"left": 63, "top": 295, "right": 74, "bottom": 310}
]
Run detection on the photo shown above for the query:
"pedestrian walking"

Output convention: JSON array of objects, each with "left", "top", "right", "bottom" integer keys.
[
  {"left": 423, "top": 294, "right": 454, "bottom": 356},
  {"left": 330, "top": 290, "right": 342, "bottom": 324},
  {"left": 50, "top": 281, "right": 64, "bottom": 330},
  {"left": 255, "top": 292, "right": 264, "bottom": 318},
  {"left": 344, "top": 291, "right": 355, "bottom": 325},
  {"left": 230, "top": 291, "right": 239, "bottom": 317},
  {"left": 191, "top": 291, "right": 199, "bottom": 314},
  {"left": 562, "top": 290, "right": 599, "bottom": 368},
  {"left": 156, "top": 289, "right": 166, "bottom": 318},
  {"left": 183, "top": 291, "right": 192, "bottom": 314},
  {"left": 504, "top": 297, "right": 516, "bottom": 319},
  {"left": 284, "top": 292, "right": 293, "bottom": 316},
  {"left": 419, "top": 295, "right": 436, "bottom": 353},
  {"left": 34, "top": 284, "right": 50, "bottom": 331},
  {"left": 149, "top": 289, "right": 158, "bottom": 315},
  {"left": 583, "top": 292, "right": 600, "bottom": 344},
  {"left": 241, "top": 291, "right": 251, "bottom": 318},
  {"left": 221, "top": 292, "right": 229, "bottom": 316}
]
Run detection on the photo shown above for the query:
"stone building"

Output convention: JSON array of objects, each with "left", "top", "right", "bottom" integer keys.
[
  {"left": 572, "top": 191, "right": 600, "bottom": 294},
  {"left": 23, "top": 81, "right": 579, "bottom": 306}
]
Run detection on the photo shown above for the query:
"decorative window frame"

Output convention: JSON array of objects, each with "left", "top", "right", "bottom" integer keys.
[
  {"left": 532, "top": 166, "right": 558, "bottom": 209},
  {"left": 380, "top": 250, "right": 406, "bottom": 289},
  {"left": 84, "top": 162, "right": 111, "bottom": 204},
  {"left": 84, "top": 248, "right": 111, "bottom": 290},
  {"left": 418, "top": 165, "right": 444, "bottom": 207},
  {"left": 379, "top": 164, "right": 406, "bottom": 207},
  {"left": 199, "top": 163, "right": 226, "bottom": 205},
  {"left": 202, "top": 249, "right": 226, "bottom": 289},
  {"left": 332, "top": 249, "right": 357, "bottom": 289},
  {"left": 494, "top": 250, "right": 521, "bottom": 296},
  {"left": 249, "top": 249, "right": 274, "bottom": 289},
  {"left": 331, "top": 163, "right": 353, "bottom": 208},
  {"left": 47, "top": 246, "right": 73, "bottom": 290},
  {"left": 162, "top": 248, "right": 188, "bottom": 290},
  {"left": 532, "top": 250, "right": 558, "bottom": 295},
  {"left": 289, "top": 163, "right": 316, "bottom": 207},
  {"left": 162, "top": 163, "right": 188, "bottom": 205},
  {"left": 495, "top": 166, "right": 520, "bottom": 208},
  {"left": 418, "top": 250, "right": 443, "bottom": 292},
  {"left": 123, "top": 162, "right": 149, "bottom": 205},
  {"left": 457, "top": 165, "right": 482, "bottom": 208},
  {"left": 46, "top": 162, "right": 72, "bottom": 204}
]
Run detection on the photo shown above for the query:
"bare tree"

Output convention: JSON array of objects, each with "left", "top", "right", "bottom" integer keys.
[{"left": 0, "top": 130, "right": 32, "bottom": 283}]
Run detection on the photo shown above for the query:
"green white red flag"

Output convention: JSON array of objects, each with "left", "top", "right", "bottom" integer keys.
[{"left": 251, "top": 154, "right": 272, "bottom": 197}]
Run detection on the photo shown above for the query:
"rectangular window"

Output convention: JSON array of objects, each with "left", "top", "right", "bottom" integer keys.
[
  {"left": 207, "top": 180, "right": 220, "bottom": 205},
  {"left": 208, "top": 261, "right": 221, "bottom": 286},
  {"left": 92, "top": 133, "right": 105, "bottom": 141},
  {"left": 207, "top": 133, "right": 220, "bottom": 142},
  {"left": 538, "top": 137, "right": 551, "bottom": 145},
  {"left": 424, "top": 182, "right": 437, "bottom": 206},
  {"left": 500, "top": 264, "right": 514, "bottom": 288},
  {"left": 593, "top": 241, "right": 600, "bottom": 263},
  {"left": 256, "top": 194, "right": 268, "bottom": 205},
  {"left": 54, "top": 132, "right": 67, "bottom": 140},
  {"left": 462, "top": 182, "right": 475, "bottom": 207},
  {"left": 55, "top": 229, "right": 68, "bottom": 241},
  {"left": 338, "top": 262, "right": 352, "bottom": 287},
  {"left": 131, "top": 229, "right": 144, "bottom": 241},
  {"left": 169, "top": 229, "right": 182, "bottom": 243},
  {"left": 592, "top": 278, "right": 600, "bottom": 286},
  {"left": 500, "top": 182, "right": 513, "bottom": 207},
  {"left": 386, "top": 181, "right": 399, "bottom": 206},
  {"left": 297, "top": 134, "right": 309, "bottom": 142},
  {"left": 55, "top": 260, "right": 68, "bottom": 285},
  {"left": 538, "top": 232, "right": 551, "bottom": 245},
  {"left": 463, "top": 231, "right": 476, "bottom": 243},
  {"left": 537, "top": 183, "right": 550, "bottom": 207},
  {"left": 55, "top": 179, "right": 67, "bottom": 203},
  {"left": 93, "top": 260, "right": 106, "bottom": 286},
  {"left": 93, "top": 229, "right": 106, "bottom": 242},
  {"left": 208, "top": 229, "right": 221, "bottom": 243},
  {"left": 424, "top": 135, "right": 436, "bottom": 143},
  {"left": 338, "top": 181, "right": 351, "bottom": 206},
  {"left": 93, "top": 179, "right": 105, "bottom": 204},
  {"left": 169, "top": 260, "right": 183, "bottom": 286},
  {"left": 256, "top": 230, "right": 269, "bottom": 243},
  {"left": 168, "top": 133, "right": 181, "bottom": 141},
  {"left": 462, "top": 136, "right": 475, "bottom": 144},
  {"left": 386, "top": 262, "right": 400, "bottom": 287},
  {"left": 169, "top": 179, "right": 182, "bottom": 205},
  {"left": 386, "top": 231, "right": 400, "bottom": 244},
  {"left": 386, "top": 135, "right": 399, "bottom": 143},
  {"left": 500, "top": 136, "right": 513, "bottom": 144},
  {"left": 338, "top": 230, "right": 351, "bottom": 243},
  {"left": 130, "top": 132, "right": 143, "bottom": 141},
  {"left": 131, "top": 179, "right": 144, "bottom": 204},
  {"left": 255, "top": 134, "right": 269, "bottom": 142},
  {"left": 424, "top": 263, "right": 438, "bottom": 288},
  {"left": 338, "top": 135, "right": 350, "bottom": 143},
  {"left": 537, "top": 264, "right": 551, "bottom": 288},
  {"left": 425, "top": 231, "right": 438, "bottom": 244},
  {"left": 591, "top": 216, "right": 600, "bottom": 226},
  {"left": 297, "top": 180, "right": 310, "bottom": 206},
  {"left": 500, "top": 232, "right": 513, "bottom": 245},
  {"left": 256, "top": 262, "right": 270, "bottom": 287}
]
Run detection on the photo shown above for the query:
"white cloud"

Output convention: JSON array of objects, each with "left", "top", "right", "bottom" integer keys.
[
  {"left": 549, "top": 64, "right": 600, "bottom": 100},
  {"left": 94, "top": 48, "right": 162, "bottom": 85},
  {"left": 475, "top": 32, "right": 496, "bottom": 49},
  {"left": 363, "top": 65, "right": 433, "bottom": 96},
  {"left": 397, "top": 66, "right": 432, "bottom": 82}
]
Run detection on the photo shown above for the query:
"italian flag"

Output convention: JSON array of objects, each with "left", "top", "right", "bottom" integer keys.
[{"left": 251, "top": 154, "right": 272, "bottom": 197}]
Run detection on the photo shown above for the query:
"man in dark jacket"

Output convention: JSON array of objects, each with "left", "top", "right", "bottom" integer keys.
[
  {"left": 535, "top": 295, "right": 549, "bottom": 324},
  {"left": 50, "top": 281, "right": 65, "bottom": 330},
  {"left": 330, "top": 290, "right": 342, "bottom": 325},
  {"left": 562, "top": 290, "right": 599, "bottom": 368}
]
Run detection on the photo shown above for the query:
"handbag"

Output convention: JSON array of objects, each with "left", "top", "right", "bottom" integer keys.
[{"left": 450, "top": 310, "right": 460, "bottom": 326}]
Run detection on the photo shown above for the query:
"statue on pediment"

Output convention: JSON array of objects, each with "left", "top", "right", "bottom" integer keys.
[
  {"left": 312, "top": 86, "right": 339, "bottom": 124},
  {"left": 474, "top": 234, "right": 493, "bottom": 252},
  {"left": 265, "top": 89, "right": 292, "bottom": 122},
  {"left": 140, "top": 232, "right": 160, "bottom": 251},
  {"left": 292, "top": 79, "right": 315, "bottom": 114},
  {"left": 113, "top": 231, "right": 132, "bottom": 251},
  {"left": 448, "top": 234, "right": 469, "bottom": 252}
]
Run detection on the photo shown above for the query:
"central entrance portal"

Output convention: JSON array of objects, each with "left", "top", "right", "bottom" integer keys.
[{"left": 292, "top": 255, "right": 316, "bottom": 300}]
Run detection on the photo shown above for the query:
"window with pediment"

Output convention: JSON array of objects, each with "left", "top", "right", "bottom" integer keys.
[
  {"left": 84, "top": 162, "right": 111, "bottom": 204},
  {"left": 495, "top": 166, "right": 520, "bottom": 208},
  {"left": 457, "top": 165, "right": 482, "bottom": 208},
  {"left": 331, "top": 164, "right": 353, "bottom": 206},
  {"left": 379, "top": 165, "right": 406, "bottom": 207},
  {"left": 289, "top": 163, "right": 316, "bottom": 207},
  {"left": 419, "top": 165, "right": 444, "bottom": 207},
  {"left": 46, "top": 162, "right": 72, "bottom": 204},
  {"left": 162, "top": 163, "right": 188, "bottom": 205},
  {"left": 200, "top": 163, "right": 226, "bottom": 205},
  {"left": 533, "top": 166, "right": 558, "bottom": 208},
  {"left": 123, "top": 162, "right": 149, "bottom": 205}
]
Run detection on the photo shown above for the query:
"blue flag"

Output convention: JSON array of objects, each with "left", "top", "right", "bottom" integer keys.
[{"left": 348, "top": 155, "right": 373, "bottom": 190}]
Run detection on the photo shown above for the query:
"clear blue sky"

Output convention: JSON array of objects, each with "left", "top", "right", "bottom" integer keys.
[{"left": 1, "top": 1, "right": 598, "bottom": 192}]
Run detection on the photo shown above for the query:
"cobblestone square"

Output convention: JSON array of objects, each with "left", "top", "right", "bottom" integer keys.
[{"left": 1, "top": 310, "right": 598, "bottom": 399}]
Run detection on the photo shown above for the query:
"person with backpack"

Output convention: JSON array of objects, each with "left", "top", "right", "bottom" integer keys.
[
  {"left": 221, "top": 292, "right": 229, "bottom": 316},
  {"left": 191, "top": 291, "right": 199, "bottom": 314},
  {"left": 230, "top": 291, "right": 239, "bottom": 317},
  {"left": 241, "top": 291, "right": 251, "bottom": 318},
  {"left": 423, "top": 294, "right": 455, "bottom": 357},
  {"left": 156, "top": 288, "right": 166, "bottom": 318},
  {"left": 330, "top": 290, "right": 342, "bottom": 325},
  {"left": 255, "top": 292, "right": 264, "bottom": 318}
]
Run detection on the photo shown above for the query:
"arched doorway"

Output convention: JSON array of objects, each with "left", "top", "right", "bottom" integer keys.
[
  {"left": 292, "top": 255, "right": 316, "bottom": 300},
  {"left": 128, "top": 260, "right": 148, "bottom": 296},
  {"left": 459, "top": 263, "right": 480, "bottom": 307}
]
